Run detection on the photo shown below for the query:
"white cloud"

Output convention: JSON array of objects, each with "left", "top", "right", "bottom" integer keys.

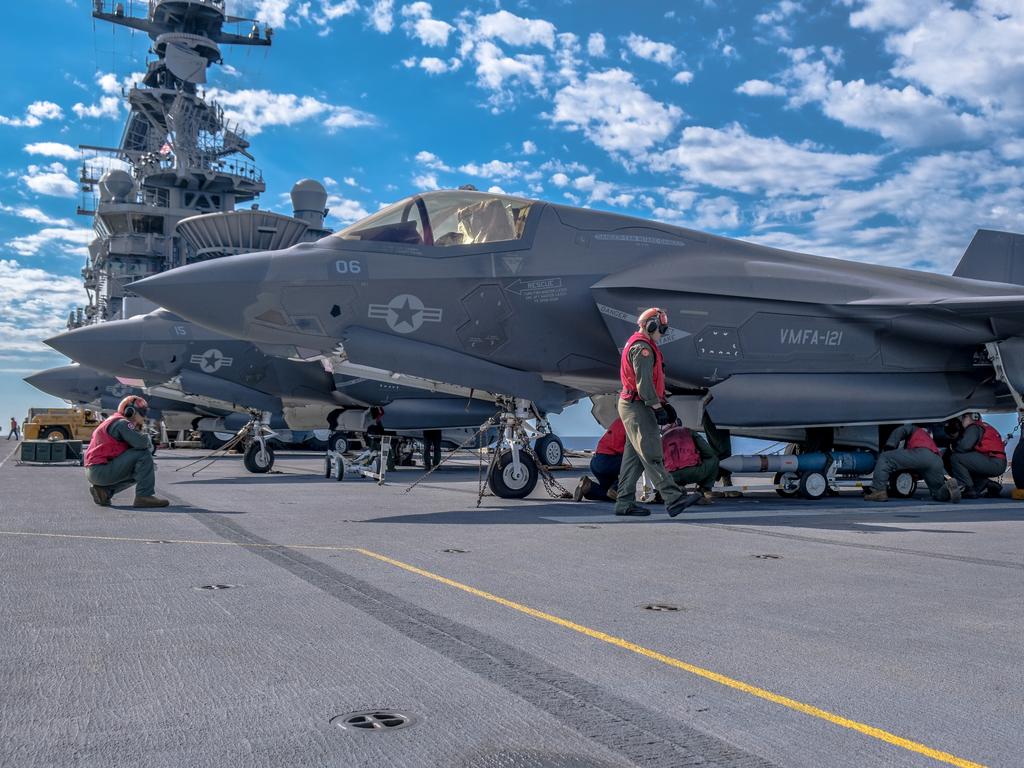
[
  {"left": 458, "top": 160, "right": 520, "bottom": 179},
  {"left": 21, "top": 163, "right": 79, "bottom": 198},
  {"left": 415, "top": 150, "right": 452, "bottom": 171},
  {"left": 648, "top": 123, "right": 881, "bottom": 196},
  {"left": 72, "top": 96, "right": 121, "bottom": 120},
  {"left": 472, "top": 41, "right": 547, "bottom": 109},
  {"left": 400, "top": 5, "right": 453, "bottom": 46},
  {"left": 0, "top": 260, "right": 86, "bottom": 354},
  {"left": 672, "top": 71, "right": 694, "bottom": 85},
  {"left": 411, "top": 172, "right": 440, "bottom": 190},
  {"left": 842, "top": 0, "right": 939, "bottom": 31},
  {"left": 0, "top": 101, "right": 64, "bottom": 128},
  {"left": 521, "top": 140, "right": 537, "bottom": 155},
  {"left": 756, "top": 0, "right": 804, "bottom": 24},
  {"left": 736, "top": 79, "right": 785, "bottom": 96},
  {"left": 250, "top": 0, "right": 294, "bottom": 28},
  {"left": 24, "top": 142, "right": 79, "bottom": 161},
  {"left": 0, "top": 204, "right": 73, "bottom": 227},
  {"left": 418, "top": 56, "right": 461, "bottom": 74},
  {"left": 476, "top": 10, "right": 556, "bottom": 49},
  {"left": 781, "top": 47, "right": 989, "bottom": 146},
  {"left": 7, "top": 227, "right": 93, "bottom": 258},
  {"left": 549, "top": 69, "right": 683, "bottom": 155},
  {"left": 550, "top": 172, "right": 569, "bottom": 187},
  {"left": 325, "top": 193, "right": 369, "bottom": 225},
  {"left": 587, "top": 32, "right": 606, "bottom": 57},
  {"left": 622, "top": 33, "right": 677, "bottom": 66},
  {"left": 368, "top": 0, "right": 394, "bottom": 33},
  {"left": 206, "top": 88, "right": 375, "bottom": 135}
]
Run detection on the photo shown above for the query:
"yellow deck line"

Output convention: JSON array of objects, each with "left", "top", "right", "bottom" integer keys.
[
  {"left": 354, "top": 547, "right": 986, "bottom": 768},
  {"left": 0, "top": 528, "right": 987, "bottom": 767}
]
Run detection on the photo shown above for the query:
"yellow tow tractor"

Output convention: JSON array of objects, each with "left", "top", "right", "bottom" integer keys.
[{"left": 22, "top": 407, "right": 103, "bottom": 442}]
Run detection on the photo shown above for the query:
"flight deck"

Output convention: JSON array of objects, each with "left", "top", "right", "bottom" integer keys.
[{"left": 1, "top": 444, "right": 1020, "bottom": 768}]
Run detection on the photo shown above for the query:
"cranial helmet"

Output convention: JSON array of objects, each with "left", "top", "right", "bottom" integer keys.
[
  {"left": 118, "top": 395, "right": 148, "bottom": 419},
  {"left": 637, "top": 307, "right": 669, "bottom": 335}
]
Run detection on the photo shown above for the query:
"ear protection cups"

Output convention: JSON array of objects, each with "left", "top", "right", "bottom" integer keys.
[
  {"left": 639, "top": 307, "right": 668, "bottom": 335},
  {"left": 118, "top": 395, "right": 148, "bottom": 420}
]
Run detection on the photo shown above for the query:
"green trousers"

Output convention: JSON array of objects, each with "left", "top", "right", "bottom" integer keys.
[
  {"left": 871, "top": 447, "right": 950, "bottom": 500},
  {"left": 86, "top": 449, "right": 156, "bottom": 498},
  {"left": 950, "top": 451, "right": 1006, "bottom": 494},
  {"left": 614, "top": 400, "right": 683, "bottom": 512},
  {"left": 670, "top": 455, "right": 719, "bottom": 491}
]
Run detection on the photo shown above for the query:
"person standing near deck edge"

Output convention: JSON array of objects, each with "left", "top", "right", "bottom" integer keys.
[
  {"left": 84, "top": 396, "right": 169, "bottom": 508},
  {"left": 614, "top": 308, "right": 702, "bottom": 518}
]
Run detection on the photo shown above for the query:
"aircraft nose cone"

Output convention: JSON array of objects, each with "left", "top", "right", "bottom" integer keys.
[
  {"left": 23, "top": 366, "right": 74, "bottom": 399},
  {"left": 44, "top": 326, "right": 125, "bottom": 374},
  {"left": 131, "top": 253, "right": 270, "bottom": 338}
]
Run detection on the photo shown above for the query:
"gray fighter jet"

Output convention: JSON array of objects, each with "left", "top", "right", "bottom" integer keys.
[
  {"left": 130, "top": 190, "right": 1024, "bottom": 495},
  {"left": 46, "top": 309, "right": 503, "bottom": 471}
]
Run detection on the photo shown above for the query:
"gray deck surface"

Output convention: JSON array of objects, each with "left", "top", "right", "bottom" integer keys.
[{"left": 1, "top": 443, "right": 1021, "bottom": 768}]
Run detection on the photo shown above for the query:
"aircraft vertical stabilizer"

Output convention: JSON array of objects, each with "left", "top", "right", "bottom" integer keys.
[{"left": 953, "top": 229, "right": 1024, "bottom": 284}]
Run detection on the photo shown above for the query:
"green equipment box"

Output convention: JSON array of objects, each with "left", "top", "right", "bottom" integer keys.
[{"left": 20, "top": 440, "right": 84, "bottom": 465}]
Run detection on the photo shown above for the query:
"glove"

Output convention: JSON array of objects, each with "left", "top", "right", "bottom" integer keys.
[{"left": 655, "top": 407, "right": 670, "bottom": 426}]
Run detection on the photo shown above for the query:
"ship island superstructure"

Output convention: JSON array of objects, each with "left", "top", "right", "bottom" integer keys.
[{"left": 71, "top": 0, "right": 331, "bottom": 329}]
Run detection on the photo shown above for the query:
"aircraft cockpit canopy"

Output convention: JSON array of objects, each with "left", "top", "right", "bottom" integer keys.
[{"left": 336, "top": 190, "right": 535, "bottom": 248}]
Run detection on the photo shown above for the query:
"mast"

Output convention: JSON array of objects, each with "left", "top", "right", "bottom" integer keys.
[{"left": 71, "top": 0, "right": 274, "bottom": 327}]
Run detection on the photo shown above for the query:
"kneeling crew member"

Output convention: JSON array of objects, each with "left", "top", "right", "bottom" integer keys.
[
  {"left": 864, "top": 423, "right": 960, "bottom": 503},
  {"left": 950, "top": 413, "right": 1006, "bottom": 498},
  {"left": 614, "top": 308, "right": 701, "bottom": 517},
  {"left": 84, "top": 396, "right": 169, "bottom": 508},
  {"left": 574, "top": 418, "right": 625, "bottom": 502},
  {"left": 663, "top": 421, "right": 719, "bottom": 504}
]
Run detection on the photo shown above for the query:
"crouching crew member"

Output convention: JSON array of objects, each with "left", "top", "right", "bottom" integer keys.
[
  {"left": 84, "top": 396, "right": 169, "bottom": 508},
  {"left": 573, "top": 418, "right": 625, "bottom": 502},
  {"left": 663, "top": 421, "right": 719, "bottom": 505},
  {"left": 864, "top": 423, "right": 960, "bottom": 503},
  {"left": 949, "top": 413, "right": 1006, "bottom": 498},
  {"left": 614, "top": 308, "right": 702, "bottom": 518}
]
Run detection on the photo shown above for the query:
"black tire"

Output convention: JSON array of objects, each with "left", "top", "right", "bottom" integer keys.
[
  {"left": 328, "top": 432, "right": 349, "bottom": 454},
  {"left": 534, "top": 434, "right": 564, "bottom": 467},
  {"left": 889, "top": 470, "right": 918, "bottom": 498},
  {"left": 40, "top": 426, "right": 70, "bottom": 441},
  {"left": 798, "top": 471, "right": 828, "bottom": 500},
  {"left": 243, "top": 442, "right": 274, "bottom": 474},
  {"left": 200, "top": 431, "right": 229, "bottom": 451},
  {"left": 775, "top": 471, "right": 800, "bottom": 497},
  {"left": 323, "top": 453, "right": 344, "bottom": 480},
  {"left": 488, "top": 450, "right": 539, "bottom": 499}
]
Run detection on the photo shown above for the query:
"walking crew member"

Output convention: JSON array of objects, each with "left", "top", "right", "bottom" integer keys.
[
  {"left": 614, "top": 308, "right": 701, "bottom": 517},
  {"left": 7, "top": 416, "right": 19, "bottom": 440},
  {"left": 84, "top": 396, "right": 169, "bottom": 508},
  {"left": 663, "top": 421, "right": 719, "bottom": 504},
  {"left": 573, "top": 418, "right": 626, "bottom": 502},
  {"left": 949, "top": 413, "right": 1006, "bottom": 498},
  {"left": 864, "top": 423, "right": 960, "bottom": 503}
]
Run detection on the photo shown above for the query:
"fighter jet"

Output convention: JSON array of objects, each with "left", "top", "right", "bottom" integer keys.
[
  {"left": 130, "top": 189, "right": 1024, "bottom": 495},
  {"left": 45, "top": 308, "right": 504, "bottom": 471}
]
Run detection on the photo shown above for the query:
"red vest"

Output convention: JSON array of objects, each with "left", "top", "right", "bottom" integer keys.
[
  {"left": 906, "top": 427, "right": 940, "bottom": 455},
  {"left": 663, "top": 426, "right": 700, "bottom": 471},
  {"left": 596, "top": 419, "right": 626, "bottom": 456},
  {"left": 619, "top": 331, "right": 665, "bottom": 402},
  {"left": 975, "top": 421, "right": 1006, "bottom": 458},
  {"left": 85, "top": 413, "right": 130, "bottom": 467}
]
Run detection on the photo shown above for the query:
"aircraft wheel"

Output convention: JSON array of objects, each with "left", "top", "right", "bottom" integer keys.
[
  {"left": 798, "top": 471, "right": 828, "bottom": 500},
  {"left": 534, "top": 434, "right": 564, "bottom": 467},
  {"left": 200, "top": 431, "right": 229, "bottom": 451},
  {"left": 324, "top": 454, "right": 332, "bottom": 479},
  {"left": 488, "top": 450, "right": 538, "bottom": 499},
  {"left": 324, "top": 453, "right": 344, "bottom": 481},
  {"left": 40, "top": 426, "right": 70, "bottom": 441},
  {"left": 775, "top": 471, "right": 800, "bottom": 497},
  {"left": 889, "top": 471, "right": 918, "bottom": 498},
  {"left": 328, "top": 432, "right": 349, "bottom": 454},
  {"left": 243, "top": 442, "right": 274, "bottom": 474}
]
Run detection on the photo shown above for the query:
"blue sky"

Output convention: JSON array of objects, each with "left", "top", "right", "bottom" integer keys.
[{"left": 1, "top": 0, "right": 1022, "bottom": 434}]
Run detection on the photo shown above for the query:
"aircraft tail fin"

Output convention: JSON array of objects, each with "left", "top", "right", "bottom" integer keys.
[{"left": 953, "top": 229, "right": 1024, "bottom": 284}]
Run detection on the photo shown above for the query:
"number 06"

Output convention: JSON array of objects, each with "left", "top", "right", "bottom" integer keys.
[{"left": 335, "top": 260, "right": 362, "bottom": 274}]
